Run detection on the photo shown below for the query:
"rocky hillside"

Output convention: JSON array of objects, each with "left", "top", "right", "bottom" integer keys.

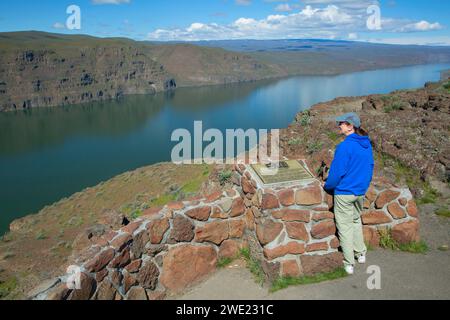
[{"left": 0, "top": 32, "right": 285, "bottom": 111}]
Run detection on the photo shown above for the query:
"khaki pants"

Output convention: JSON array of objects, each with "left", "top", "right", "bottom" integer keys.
[{"left": 334, "top": 195, "right": 367, "bottom": 267}]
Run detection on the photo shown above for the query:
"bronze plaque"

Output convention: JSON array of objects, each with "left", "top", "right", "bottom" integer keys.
[{"left": 250, "top": 160, "right": 313, "bottom": 185}]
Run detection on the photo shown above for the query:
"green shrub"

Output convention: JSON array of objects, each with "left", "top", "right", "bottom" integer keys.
[
  {"left": 0, "top": 277, "right": 17, "bottom": 299},
  {"left": 435, "top": 207, "right": 450, "bottom": 218},
  {"left": 307, "top": 141, "right": 323, "bottom": 154},
  {"left": 397, "top": 241, "right": 429, "bottom": 254},
  {"left": 270, "top": 268, "right": 347, "bottom": 292},
  {"left": 239, "top": 248, "right": 265, "bottom": 286},
  {"left": 218, "top": 170, "right": 232, "bottom": 186}
]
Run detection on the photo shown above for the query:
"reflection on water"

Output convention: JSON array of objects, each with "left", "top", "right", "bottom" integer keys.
[{"left": 0, "top": 63, "right": 449, "bottom": 234}]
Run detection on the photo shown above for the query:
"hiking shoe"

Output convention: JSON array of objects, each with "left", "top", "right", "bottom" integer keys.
[
  {"left": 344, "top": 265, "right": 354, "bottom": 275},
  {"left": 357, "top": 255, "right": 366, "bottom": 264}
]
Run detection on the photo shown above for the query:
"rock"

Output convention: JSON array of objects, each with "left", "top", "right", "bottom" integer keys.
[
  {"left": 278, "top": 189, "right": 295, "bottom": 206},
  {"left": 375, "top": 190, "right": 400, "bottom": 209},
  {"left": 205, "top": 191, "right": 223, "bottom": 203},
  {"left": 121, "top": 221, "right": 142, "bottom": 235},
  {"left": 195, "top": 220, "right": 229, "bottom": 245},
  {"left": 123, "top": 272, "right": 138, "bottom": 294},
  {"left": 281, "top": 260, "right": 301, "bottom": 277},
  {"left": 391, "top": 220, "right": 420, "bottom": 244},
  {"left": 146, "top": 290, "right": 166, "bottom": 301},
  {"left": 398, "top": 198, "right": 408, "bottom": 206},
  {"left": 168, "top": 215, "right": 195, "bottom": 243},
  {"left": 285, "top": 222, "right": 309, "bottom": 242},
  {"left": 167, "top": 202, "right": 185, "bottom": 210},
  {"left": 147, "top": 244, "right": 168, "bottom": 257},
  {"left": 28, "top": 278, "right": 61, "bottom": 299},
  {"left": 219, "top": 239, "right": 243, "bottom": 259},
  {"left": 110, "top": 233, "right": 133, "bottom": 251},
  {"left": 218, "top": 198, "right": 233, "bottom": 213},
  {"left": 109, "top": 248, "right": 131, "bottom": 268},
  {"left": 296, "top": 185, "right": 323, "bottom": 205},
  {"left": 84, "top": 248, "right": 115, "bottom": 273},
  {"left": 185, "top": 206, "right": 211, "bottom": 221},
  {"left": 229, "top": 219, "right": 246, "bottom": 238},
  {"left": 137, "top": 261, "right": 160, "bottom": 290},
  {"left": 306, "top": 242, "right": 329, "bottom": 252},
  {"left": 127, "top": 286, "right": 148, "bottom": 300},
  {"left": 272, "top": 209, "right": 311, "bottom": 222},
  {"left": 110, "top": 270, "right": 123, "bottom": 288},
  {"left": 241, "top": 177, "right": 256, "bottom": 194},
  {"left": 147, "top": 218, "right": 170, "bottom": 244},
  {"left": 131, "top": 230, "right": 150, "bottom": 259},
  {"left": 263, "top": 242, "right": 305, "bottom": 260},
  {"left": 211, "top": 206, "right": 228, "bottom": 219},
  {"left": 406, "top": 200, "right": 418, "bottom": 217},
  {"left": 311, "top": 220, "right": 336, "bottom": 239},
  {"left": 96, "top": 269, "right": 109, "bottom": 282},
  {"left": 363, "top": 226, "right": 380, "bottom": 247},
  {"left": 366, "top": 186, "right": 377, "bottom": 203},
  {"left": 256, "top": 219, "right": 283, "bottom": 245},
  {"left": 261, "top": 193, "right": 280, "bottom": 209},
  {"left": 160, "top": 245, "right": 217, "bottom": 293},
  {"left": 387, "top": 202, "right": 407, "bottom": 219},
  {"left": 312, "top": 212, "right": 334, "bottom": 221},
  {"left": 300, "top": 252, "right": 343, "bottom": 276},
  {"left": 67, "top": 273, "right": 96, "bottom": 300},
  {"left": 230, "top": 198, "right": 246, "bottom": 217},
  {"left": 125, "top": 259, "right": 142, "bottom": 273},
  {"left": 94, "top": 280, "right": 116, "bottom": 300},
  {"left": 361, "top": 211, "right": 393, "bottom": 225},
  {"left": 46, "top": 283, "right": 72, "bottom": 300},
  {"left": 330, "top": 236, "right": 340, "bottom": 249}
]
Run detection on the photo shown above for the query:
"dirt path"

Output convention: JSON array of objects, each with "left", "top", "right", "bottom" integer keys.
[{"left": 173, "top": 205, "right": 450, "bottom": 300}]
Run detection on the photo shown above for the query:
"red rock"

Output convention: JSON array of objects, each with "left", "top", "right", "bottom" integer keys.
[
  {"left": 296, "top": 185, "right": 323, "bottom": 206},
  {"left": 85, "top": 248, "right": 116, "bottom": 273},
  {"left": 127, "top": 286, "right": 148, "bottom": 300},
  {"left": 285, "top": 222, "right": 309, "bottom": 242},
  {"left": 256, "top": 219, "right": 283, "bottom": 245},
  {"left": 312, "top": 212, "right": 334, "bottom": 221},
  {"left": 261, "top": 193, "right": 280, "bottom": 209},
  {"left": 160, "top": 245, "right": 217, "bottom": 293},
  {"left": 391, "top": 220, "right": 420, "bottom": 244},
  {"left": 230, "top": 198, "right": 246, "bottom": 217},
  {"left": 363, "top": 226, "right": 380, "bottom": 247},
  {"left": 398, "top": 198, "right": 408, "bottom": 206},
  {"left": 330, "top": 236, "right": 340, "bottom": 249},
  {"left": 185, "top": 206, "right": 211, "bottom": 221},
  {"left": 147, "top": 244, "right": 167, "bottom": 257},
  {"left": 96, "top": 269, "right": 109, "bottom": 283},
  {"left": 278, "top": 189, "right": 295, "bottom": 206},
  {"left": 245, "top": 209, "right": 255, "bottom": 231},
  {"left": 205, "top": 191, "right": 223, "bottom": 203},
  {"left": 263, "top": 242, "right": 305, "bottom": 260},
  {"left": 326, "top": 194, "right": 334, "bottom": 210},
  {"left": 46, "top": 283, "right": 71, "bottom": 300},
  {"left": 147, "top": 218, "right": 170, "bottom": 244},
  {"left": 103, "top": 231, "right": 118, "bottom": 242},
  {"left": 195, "top": 220, "right": 229, "bottom": 245},
  {"left": 406, "top": 200, "right": 418, "bottom": 218},
  {"left": 142, "top": 206, "right": 163, "bottom": 218},
  {"left": 366, "top": 186, "right": 377, "bottom": 203},
  {"left": 67, "top": 273, "right": 96, "bottom": 300},
  {"left": 131, "top": 230, "right": 149, "bottom": 259},
  {"left": 147, "top": 290, "right": 166, "bottom": 301},
  {"left": 168, "top": 215, "right": 194, "bottom": 243},
  {"left": 311, "top": 220, "right": 336, "bottom": 239},
  {"left": 306, "top": 242, "right": 329, "bottom": 252},
  {"left": 387, "top": 202, "right": 407, "bottom": 219},
  {"left": 229, "top": 219, "right": 246, "bottom": 238},
  {"left": 226, "top": 189, "right": 237, "bottom": 197},
  {"left": 110, "top": 248, "right": 131, "bottom": 268},
  {"left": 167, "top": 202, "right": 185, "bottom": 210},
  {"left": 375, "top": 190, "right": 400, "bottom": 209},
  {"left": 242, "top": 177, "right": 256, "bottom": 194},
  {"left": 361, "top": 211, "right": 393, "bottom": 225},
  {"left": 211, "top": 206, "right": 228, "bottom": 219},
  {"left": 137, "top": 261, "right": 159, "bottom": 290},
  {"left": 121, "top": 221, "right": 142, "bottom": 235},
  {"left": 110, "top": 233, "right": 133, "bottom": 251},
  {"left": 219, "top": 239, "right": 243, "bottom": 259},
  {"left": 272, "top": 209, "right": 311, "bottom": 222},
  {"left": 364, "top": 198, "right": 371, "bottom": 209},
  {"left": 300, "top": 252, "right": 343, "bottom": 276},
  {"left": 125, "top": 260, "right": 142, "bottom": 273},
  {"left": 281, "top": 260, "right": 301, "bottom": 277},
  {"left": 123, "top": 272, "right": 137, "bottom": 294},
  {"left": 110, "top": 270, "right": 122, "bottom": 287}
]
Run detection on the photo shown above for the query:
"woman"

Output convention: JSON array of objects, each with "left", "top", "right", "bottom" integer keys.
[{"left": 324, "top": 112, "right": 374, "bottom": 275}]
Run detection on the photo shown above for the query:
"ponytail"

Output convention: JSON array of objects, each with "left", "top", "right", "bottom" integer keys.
[{"left": 355, "top": 127, "right": 369, "bottom": 137}]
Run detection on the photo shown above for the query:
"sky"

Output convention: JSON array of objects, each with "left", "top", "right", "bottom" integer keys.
[{"left": 0, "top": 0, "right": 449, "bottom": 45}]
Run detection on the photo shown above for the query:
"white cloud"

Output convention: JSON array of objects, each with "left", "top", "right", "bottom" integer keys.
[
  {"left": 236, "top": 0, "right": 252, "bottom": 6},
  {"left": 275, "top": 4, "right": 293, "bottom": 12},
  {"left": 147, "top": 3, "right": 444, "bottom": 41},
  {"left": 91, "top": 0, "right": 131, "bottom": 5}
]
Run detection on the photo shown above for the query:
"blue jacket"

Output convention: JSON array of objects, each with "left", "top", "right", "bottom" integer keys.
[{"left": 324, "top": 134, "right": 374, "bottom": 196}]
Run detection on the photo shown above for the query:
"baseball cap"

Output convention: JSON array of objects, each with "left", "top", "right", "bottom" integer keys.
[{"left": 335, "top": 112, "right": 361, "bottom": 128}]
